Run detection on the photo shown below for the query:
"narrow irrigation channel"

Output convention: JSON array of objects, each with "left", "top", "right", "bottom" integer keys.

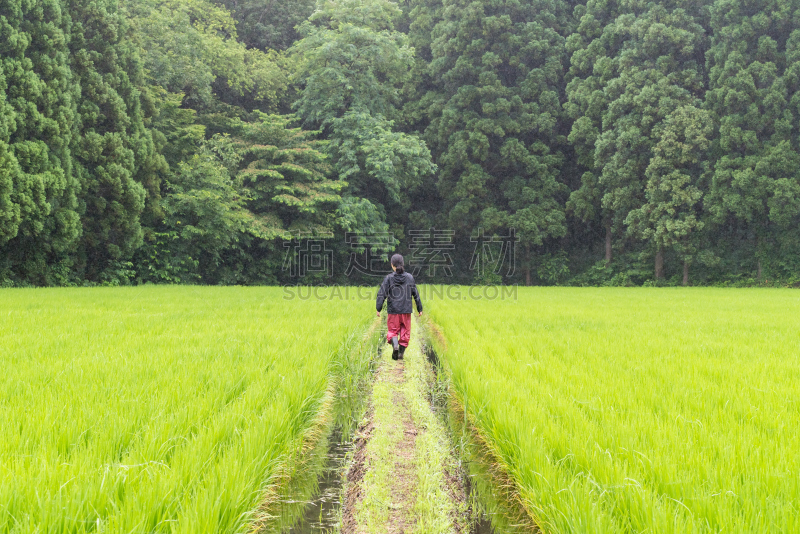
[
  {"left": 275, "top": 428, "right": 351, "bottom": 533},
  {"left": 424, "top": 319, "right": 539, "bottom": 534},
  {"left": 262, "top": 316, "right": 498, "bottom": 534},
  {"left": 255, "top": 319, "right": 384, "bottom": 534},
  {"left": 423, "top": 345, "right": 495, "bottom": 534}
]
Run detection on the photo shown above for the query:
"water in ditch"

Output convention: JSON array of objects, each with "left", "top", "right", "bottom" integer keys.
[
  {"left": 278, "top": 428, "right": 351, "bottom": 533},
  {"left": 258, "top": 325, "right": 383, "bottom": 534}
]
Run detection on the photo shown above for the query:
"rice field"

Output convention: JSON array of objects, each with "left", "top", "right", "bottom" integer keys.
[
  {"left": 429, "top": 288, "right": 800, "bottom": 533},
  {"left": 0, "top": 287, "right": 371, "bottom": 533},
  {"left": 4, "top": 286, "right": 799, "bottom": 533}
]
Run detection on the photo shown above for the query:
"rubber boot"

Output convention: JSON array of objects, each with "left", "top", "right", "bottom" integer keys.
[
  {"left": 391, "top": 336, "right": 399, "bottom": 360},
  {"left": 398, "top": 345, "right": 406, "bottom": 360}
]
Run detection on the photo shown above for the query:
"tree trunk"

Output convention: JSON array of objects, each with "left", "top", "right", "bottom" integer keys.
[
  {"left": 604, "top": 225, "right": 612, "bottom": 265},
  {"left": 655, "top": 248, "right": 664, "bottom": 280},
  {"left": 756, "top": 233, "right": 763, "bottom": 279},
  {"left": 682, "top": 260, "right": 689, "bottom": 286},
  {"left": 525, "top": 244, "right": 531, "bottom": 286}
]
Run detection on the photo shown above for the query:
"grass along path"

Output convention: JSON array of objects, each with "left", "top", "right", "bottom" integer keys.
[{"left": 342, "top": 316, "right": 470, "bottom": 534}]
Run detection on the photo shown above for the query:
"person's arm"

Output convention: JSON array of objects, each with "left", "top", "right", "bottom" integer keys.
[
  {"left": 411, "top": 278, "right": 423, "bottom": 315},
  {"left": 376, "top": 276, "right": 388, "bottom": 316}
]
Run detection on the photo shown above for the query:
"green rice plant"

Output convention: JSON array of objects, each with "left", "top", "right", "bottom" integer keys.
[
  {"left": 0, "top": 286, "right": 371, "bottom": 533},
  {"left": 429, "top": 287, "right": 800, "bottom": 533}
]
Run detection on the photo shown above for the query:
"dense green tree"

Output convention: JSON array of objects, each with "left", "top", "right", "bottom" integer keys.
[
  {"left": 626, "top": 105, "right": 712, "bottom": 283},
  {"left": 160, "top": 135, "right": 257, "bottom": 283},
  {"left": 127, "top": 0, "right": 289, "bottom": 110},
  {"left": 291, "top": 0, "right": 435, "bottom": 246},
  {"left": 146, "top": 113, "right": 340, "bottom": 284},
  {"left": 705, "top": 0, "right": 800, "bottom": 278},
  {"left": 5, "top": 0, "right": 800, "bottom": 287},
  {"left": 124, "top": 0, "right": 293, "bottom": 236},
  {"left": 236, "top": 113, "right": 343, "bottom": 236},
  {"left": 566, "top": 3, "right": 708, "bottom": 276},
  {"left": 0, "top": 0, "right": 83, "bottom": 284},
  {"left": 146, "top": 88, "right": 206, "bottom": 170},
  {"left": 66, "top": 0, "right": 166, "bottom": 281},
  {"left": 402, "top": 0, "right": 444, "bottom": 129},
  {"left": 0, "top": 141, "right": 17, "bottom": 245},
  {"left": 424, "top": 0, "right": 573, "bottom": 284},
  {"left": 329, "top": 111, "right": 435, "bottom": 208},
  {"left": 213, "top": 0, "right": 316, "bottom": 51},
  {"left": 292, "top": 0, "right": 414, "bottom": 127}
]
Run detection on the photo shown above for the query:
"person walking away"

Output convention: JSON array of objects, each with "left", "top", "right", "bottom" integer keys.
[{"left": 376, "top": 254, "right": 423, "bottom": 360}]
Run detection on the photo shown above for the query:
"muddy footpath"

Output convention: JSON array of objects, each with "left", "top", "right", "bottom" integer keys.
[{"left": 273, "top": 316, "right": 496, "bottom": 534}]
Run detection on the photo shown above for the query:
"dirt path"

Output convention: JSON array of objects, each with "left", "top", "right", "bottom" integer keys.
[{"left": 341, "top": 317, "right": 470, "bottom": 534}]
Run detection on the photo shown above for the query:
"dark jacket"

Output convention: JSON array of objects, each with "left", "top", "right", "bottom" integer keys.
[{"left": 376, "top": 272, "right": 422, "bottom": 315}]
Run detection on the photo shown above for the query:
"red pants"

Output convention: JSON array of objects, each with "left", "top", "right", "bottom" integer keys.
[{"left": 387, "top": 314, "right": 411, "bottom": 347}]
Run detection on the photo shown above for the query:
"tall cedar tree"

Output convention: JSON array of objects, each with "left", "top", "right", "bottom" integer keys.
[
  {"left": 399, "top": 0, "right": 447, "bottom": 236},
  {"left": 626, "top": 105, "right": 712, "bottom": 284},
  {"left": 705, "top": 0, "right": 800, "bottom": 278},
  {"left": 425, "top": 0, "right": 573, "bottom": 284},
  {"left": 0, "top": 0, "right": 81, "bottom": 284},
  {"left": 67, "top": 0, "right": 165, "bottom": 281},
  {"left": 565, "top": 1, "right": 708, "bottom": 277}
]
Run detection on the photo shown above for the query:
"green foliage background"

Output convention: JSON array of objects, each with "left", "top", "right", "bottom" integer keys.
[{"left": 2, "top": 0, "right": 800, "bottom": 286}]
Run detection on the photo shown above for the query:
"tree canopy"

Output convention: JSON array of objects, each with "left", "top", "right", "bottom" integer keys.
[{"left": 3, "top": 0, "right": 800, "bottom": 286}]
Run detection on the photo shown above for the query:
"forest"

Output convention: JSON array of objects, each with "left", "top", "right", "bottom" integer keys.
[{"left": 2, "top": 0, "right": 800, "bottom": 287}]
